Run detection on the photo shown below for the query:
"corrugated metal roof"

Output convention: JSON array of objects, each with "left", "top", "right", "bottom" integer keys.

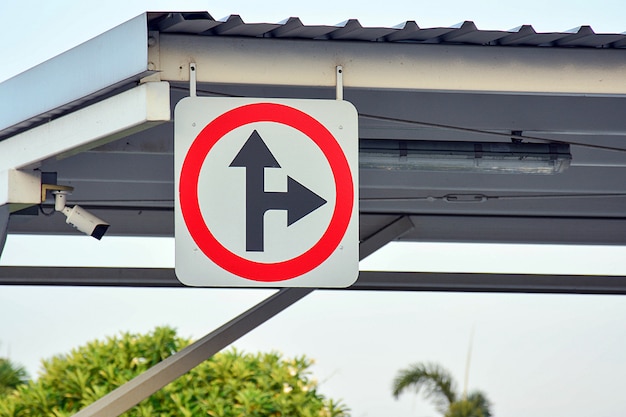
[{"left": 148, "top": 12, "right": 626, "bottom": 48}]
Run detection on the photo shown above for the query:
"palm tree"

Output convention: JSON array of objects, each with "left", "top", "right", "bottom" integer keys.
[
  {"left": 0, "top": 358, "right": 28, "bottom": 395},
  {"left": 392, "top": 362, "right": 491, "bottom": 417}
]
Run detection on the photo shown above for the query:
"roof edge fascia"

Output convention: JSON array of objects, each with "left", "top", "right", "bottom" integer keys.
[{"left": 0, "top": 13, "right": 150, "bottom": 137}]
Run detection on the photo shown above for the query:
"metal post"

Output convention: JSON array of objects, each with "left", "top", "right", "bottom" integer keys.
[{"left": 0, "top": 204, "right": 8, "bottom": 258}]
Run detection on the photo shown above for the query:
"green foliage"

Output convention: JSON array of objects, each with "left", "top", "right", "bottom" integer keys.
[
  {"left": 392, "top": 362, "right": 457, "bottom": 413},
  {"left": 446, "top": 392, "right": 491, "bottom": 417},
  {"left": 0, "top": 327, "right": 349, "bottom": 417},
  {"left": 0, "top": 358, "right": 28, "bottom": 396},
  {"left": 392, "top": 362, "right": 491, "bottom": 417}
]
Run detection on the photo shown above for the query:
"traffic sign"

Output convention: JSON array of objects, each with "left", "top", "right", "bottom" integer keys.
[{"left": 174, "top": 98, "right": 359, "bottom": 287}]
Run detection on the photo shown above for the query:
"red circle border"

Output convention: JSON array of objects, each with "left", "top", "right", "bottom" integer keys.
[{"left": 179, "top": 102, "right": 354, "bottom": 282}]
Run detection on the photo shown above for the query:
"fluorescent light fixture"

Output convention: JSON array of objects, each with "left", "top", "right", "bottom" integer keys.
[{"left": 359, "top": 140, "right": 571, "bottom": 174}]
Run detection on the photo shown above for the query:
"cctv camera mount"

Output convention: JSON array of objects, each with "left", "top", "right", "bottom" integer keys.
[{"left": 53, "top": 190, "right": 110, "bottom": 240}]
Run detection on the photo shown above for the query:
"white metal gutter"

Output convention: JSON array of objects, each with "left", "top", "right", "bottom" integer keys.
[
  {"left": 0, "top": 81, "right": 170, "bottom": 172},
  {"left": 157, "top": 34, "right": 626, "bottom": 96}
]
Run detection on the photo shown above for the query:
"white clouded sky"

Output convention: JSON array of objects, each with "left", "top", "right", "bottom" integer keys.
[{"left": 1, "top": 1, "right": 626, "bottom": 417}]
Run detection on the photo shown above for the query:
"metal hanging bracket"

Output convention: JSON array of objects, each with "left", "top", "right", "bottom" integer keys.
[
  {"left": 189, "top": 63, "right": 197, "bottom": 97},
  {"left": 336, "top": 66, "right": 343, "bottom": 100}
]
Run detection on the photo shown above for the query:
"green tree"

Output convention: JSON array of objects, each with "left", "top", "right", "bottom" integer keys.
[
  {"left": 0, "top": 327, "right": 349, "bottom": 417},
  {"left": 392, "top": 362, "right": 491, "bottom": 417},
  {"left": 0, "top": 358, "right": 28, "bottom": 396}
]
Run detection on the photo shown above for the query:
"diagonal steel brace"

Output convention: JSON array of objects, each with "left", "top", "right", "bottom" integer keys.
[{"left": 73, "top": 216, "right": 414, "bottom": 417}]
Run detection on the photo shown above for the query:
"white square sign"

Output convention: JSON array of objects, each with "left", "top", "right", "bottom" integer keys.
[{"left": 174, "top": 97, "right": 359, "bottom": 287}]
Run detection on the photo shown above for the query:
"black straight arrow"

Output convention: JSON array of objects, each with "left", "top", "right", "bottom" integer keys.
[{"left": 229, "top": 130, "right": 327, "bottom": 252}]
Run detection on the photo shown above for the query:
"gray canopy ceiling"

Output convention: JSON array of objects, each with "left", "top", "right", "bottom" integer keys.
[{"left": 1, "top": 12, "right": 625, "bottom": 292}]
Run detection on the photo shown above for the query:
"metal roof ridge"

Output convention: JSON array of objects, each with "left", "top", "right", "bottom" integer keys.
[{"left": 146, "top": 12, "right": 626, "bottom": 48}]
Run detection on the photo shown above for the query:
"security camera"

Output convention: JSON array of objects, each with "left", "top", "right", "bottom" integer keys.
[{"left": 53, "top": 191, "right": 109, "bottom": 240}]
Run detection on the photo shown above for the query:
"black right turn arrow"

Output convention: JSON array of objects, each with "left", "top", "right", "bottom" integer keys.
[{"left": 229, "top": 130, "right": 327, "bottom": 252}]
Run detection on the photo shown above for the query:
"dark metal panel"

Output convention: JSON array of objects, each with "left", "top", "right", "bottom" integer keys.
[
  {"left": 267, "top": 17, "right": 336, "bottom": 39},
  {"left": 402, "top": 215, "right": 626, "bottom": 245},
  {"left": 152, "top": 12, "right": 220, "bottom": 33},
  {"left": 360, "top": 190, "right": 626, "bottom": 218},
  {"left": 360, "top": 166, "right": 626, "bottom": 201},
  {"left": 8, "top": 208, "right": 173, "bottom": 237},
  {"left": 555, "top": 26, "right": 626, "bottom": 47},
  {"left": 500, "top": 31, "right": 574, "bottom": 46},
  {"left": 42, "top": 153, "right": 174, "bottom": 184},
  {"left": 207, "top": 15, "right": 281, "bottom": 36},
  {"left": 439, "top": 21, "right": 505, "bottom": 45},
  {"left": 495, "top": 25, "right": 539, "bottom": 46},
  {"left": 384, "top": 21, "right": 456, "bottom": 42},
  {"left": 351, "top": 90, "right": 626, "bottom": 134},
  {"left": 87, "top": 130, "right": 174, "bottom": 155},
  {"left": 44, "top": 181, "right": 173, "bottom": 208},
  {"left": 326, "top": 20, "right": 396, "bottom": 41}
]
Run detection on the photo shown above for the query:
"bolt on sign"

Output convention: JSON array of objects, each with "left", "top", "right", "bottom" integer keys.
[{"left": 174, "top": 97, "right": 359, "bottom": 287}]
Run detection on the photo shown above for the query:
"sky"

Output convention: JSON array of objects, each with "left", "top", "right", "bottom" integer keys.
[{"left": 1, "top": 1, "right": 626, "bottom": 417}]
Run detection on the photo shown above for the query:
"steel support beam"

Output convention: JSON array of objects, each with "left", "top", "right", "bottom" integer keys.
[
  {"left": 68, "top": 216, "right": 412, "bottom": 417},
  {"left": 72, "top": 287, "right": 313, "bottom": 417},
  {"left": 355, "top": 271, "right": 626, "bottom": 294},
  {"left": 2, "top": 267, "right": 626, "bottom": 295},
  {"left": 0, "top": 266, "right": 182, "bottom": 287},
  {"left": 360, "top": 215, "right": 414, "bottom": 260}
]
